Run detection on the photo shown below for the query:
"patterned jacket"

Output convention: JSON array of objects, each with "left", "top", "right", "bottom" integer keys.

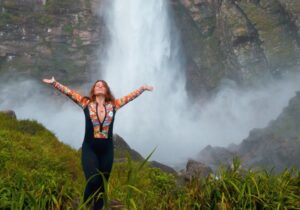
[{"left": 52, "top": 81, "right": 145, "bottom": 139}]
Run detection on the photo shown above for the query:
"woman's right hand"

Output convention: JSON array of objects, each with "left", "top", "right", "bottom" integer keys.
[
  {"left": 142, "top": 85, "right": 154, "bottom": 91},
  {"left": 42, "top": 76, "right": 56, "bottom": 84}
]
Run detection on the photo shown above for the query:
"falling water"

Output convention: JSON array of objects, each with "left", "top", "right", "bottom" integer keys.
[{"left": 98, "top": 0, "right": 190, "bottom": 164}]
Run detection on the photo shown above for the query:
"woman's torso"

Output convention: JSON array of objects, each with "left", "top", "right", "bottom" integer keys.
[{"left": 83, "top": 101, "right": 116, "bottom": 144}]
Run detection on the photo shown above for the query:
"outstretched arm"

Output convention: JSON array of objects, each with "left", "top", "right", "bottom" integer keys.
[
  {"left": 114, "top": 85, "right": 153, "bottom": 110},
  {"left": 43, "top": 76, "right": 89, "bottom": 109}
]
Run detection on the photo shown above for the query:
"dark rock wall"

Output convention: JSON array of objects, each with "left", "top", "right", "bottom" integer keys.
[
  {"left": 0, "top": 0, "right": 104, "bottom": 84},
  {"left": 171, "top": 0, "right": 300, "bottom": 97}
]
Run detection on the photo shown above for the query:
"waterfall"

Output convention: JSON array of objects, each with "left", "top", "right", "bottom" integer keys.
[{"left": 98, "top": 0, "right": 190, "bottom": 164}]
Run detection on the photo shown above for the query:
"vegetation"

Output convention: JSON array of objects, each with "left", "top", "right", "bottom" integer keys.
[
  {"left": 0, "top": 112, "right": 300, "bottom": 209},
  {"left": 0, "top": 112, "right": 84, "bottom": 209}
]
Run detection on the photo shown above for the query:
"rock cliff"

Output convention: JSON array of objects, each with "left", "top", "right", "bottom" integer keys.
[
  {"left": 171, "top": 0, "right": 300, "bottom": 97},
  {"left": 0, "top": 0, "right": 104, "bottom": 84}
]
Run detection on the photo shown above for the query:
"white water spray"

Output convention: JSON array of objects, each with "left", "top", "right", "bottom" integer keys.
[{"left": 97, "top": 0, "right": 191, "bottom": 164}]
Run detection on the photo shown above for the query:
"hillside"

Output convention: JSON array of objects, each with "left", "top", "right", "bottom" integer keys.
[
  {"left": 1, "top": 111, "right": 300, "bottom": 209},
  {"left": 0, "top": 111, "right": 178, "bottom": 209},
  {"left": 0, "top": 111, "right": 84, "bottom": 208}
]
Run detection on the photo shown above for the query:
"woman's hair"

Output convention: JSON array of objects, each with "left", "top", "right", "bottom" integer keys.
[{"left": 88, "top": 80, "right": 115, "bottom": 102}]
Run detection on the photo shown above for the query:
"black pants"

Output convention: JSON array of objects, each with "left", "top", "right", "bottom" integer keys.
[{"left": 81, "top": 139, "right": 114, "bottom": 210}]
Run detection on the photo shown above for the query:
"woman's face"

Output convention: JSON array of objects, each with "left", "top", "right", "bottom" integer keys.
[{"left": 94, "top": 81, "right": 107, "bottom": 96}]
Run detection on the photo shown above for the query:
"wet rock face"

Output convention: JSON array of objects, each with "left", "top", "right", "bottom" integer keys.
[
  {"left": 217, "top": 0, "right": 270, "bottom": 83},
  {"left": 0, "top": 0, "right": 104, "bottom": 84},
  {"left": 179, "top": 0, "right": 217, "bottom": 36},
  {"left": 171, "top": 0, "right": 224, "bottom": 96},
  {"left": 171, "top": 0, "right": 300, "bottom": 96},
  {"left": 238, "top": 0, "right": 300, "bottom": 73}
]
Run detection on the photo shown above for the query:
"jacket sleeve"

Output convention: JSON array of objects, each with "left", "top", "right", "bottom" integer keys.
[
  {"left": 114, "top": 87, "right": 145, "bottom": 110},
  {"left": 52, "top": 81, "right": 90, "bottom": 109}
]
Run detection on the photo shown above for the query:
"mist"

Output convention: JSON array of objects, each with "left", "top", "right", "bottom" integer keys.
[
  {"left": 0, "top": 72, "right": 300, "bottom": 167},
  {"left": 0, "top": 76, "right": 85, "bottom": 149}
]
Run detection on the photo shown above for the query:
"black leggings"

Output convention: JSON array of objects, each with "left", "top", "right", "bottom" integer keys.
[{"left": 81, "top": 139, "right": 114, "bottom": 210}]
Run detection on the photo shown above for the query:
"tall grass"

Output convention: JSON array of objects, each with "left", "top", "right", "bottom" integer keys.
[
  {"left": 0, "top": 112, "right": 83, "bottom": 209},
  {"left": 1, "top": 112, "right": 300, "bottom": 209}
]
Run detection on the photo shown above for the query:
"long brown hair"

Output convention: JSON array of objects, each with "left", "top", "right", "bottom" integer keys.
[{"left": 88, "top": 80, "right": 115, "bottom": 102}]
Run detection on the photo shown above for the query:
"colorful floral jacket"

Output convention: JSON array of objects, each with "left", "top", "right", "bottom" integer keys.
[{"left": 52, "top": 81, "right": 145, "bottom": 139}]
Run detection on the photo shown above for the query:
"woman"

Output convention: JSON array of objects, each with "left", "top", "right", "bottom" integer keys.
[{"left": 42, "top": 76, "right": 153, "bottom": 210}]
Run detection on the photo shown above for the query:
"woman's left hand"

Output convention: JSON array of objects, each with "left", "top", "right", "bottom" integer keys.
[{"left": 142, "top": 85, "right": 154, "bottom": 91}]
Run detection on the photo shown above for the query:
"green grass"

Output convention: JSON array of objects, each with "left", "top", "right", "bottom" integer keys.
[
  {"left": 0, "top": 112, "right": 84, "bottom": 209},
  {"left": 0, "top": 112, "right": 300, "bottom": 209}
]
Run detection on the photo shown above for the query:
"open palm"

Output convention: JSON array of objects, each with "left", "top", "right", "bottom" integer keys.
[
  {"left": 143, "top": 85, "right": 154, "bottom": 91},
  {"left": 42, "top": 76, "right": 55, "bottom": 84}
]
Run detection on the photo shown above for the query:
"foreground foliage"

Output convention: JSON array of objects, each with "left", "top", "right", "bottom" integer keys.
[{"left": 0, "top": 113, "right": 300, "bottom": 209}]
